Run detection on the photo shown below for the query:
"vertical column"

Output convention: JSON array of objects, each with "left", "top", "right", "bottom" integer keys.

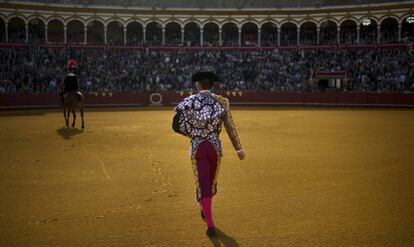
[
  {"left": 377, "top": 25, "right": 381, "bottom": 44},
  {"left": 317, "top": 28, "right": 320, "bottom": 45},
  {"left": 25, "top": 23, "right": 29, "bottom": 43},
  {"left": 357, "top": 26, "right": 360, "bottom": 44},
  {"left": 5, "top": 22, "right": 8, "bottom": 42},
  {"left": 200, "top": 28, "right": 203, "bottom": 46},
  {"left": 277, "top": 29, "right": 280, "bottom": 46},
  {"left": 45, "top": 25, "right": 48, "bottom": 43},
  {"left": 238, "top": 27, "right": 242, "bottom": 47},
  {"left": 297, "top": 26, "right": 300, "bottom": 46},
  {"left": 104, "top": 26, "right": 107, "bottom": 45},
  {"left": 398, "top": 22, "right": 402, "bottom": 41},
  {"left": 181, "top": 27, "right": 184, "bottom": 46},
  {"left": 219, "top": 27, "right": 222, "bottom": 46},
  {"left": 64, "top": 24, "right": 67, "bottom": 44},
  {"left": 124, "top": 27, "right": 127, "bottom": 45},
  {"left": 162, "top": 27, "right": 165, "bottom": 46},
  {"left": 258, "top": 28, "right": 261, "bottom": 47},
  {"left": 337, "top": 27, "right": 340, "bottom": 45},
  {"left": 84, "top": 26, "right": 87, "bottom": 45},
  {"left": 143, "top": 28, "right": 146, "bottom": 44}
]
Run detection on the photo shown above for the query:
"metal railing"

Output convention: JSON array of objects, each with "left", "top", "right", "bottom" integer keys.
[{"left": 5, "top": 0, "right": 413, "bottom": 9}]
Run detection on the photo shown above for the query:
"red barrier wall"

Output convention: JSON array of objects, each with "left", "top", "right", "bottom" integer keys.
[{"left": 1, "top": 92, "right": 413, "bottom": 110}]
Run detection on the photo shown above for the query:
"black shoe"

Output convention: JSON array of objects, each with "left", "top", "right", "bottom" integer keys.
[
  {"left": 201, "top": 210, "right": 205, "bottom": 220},
  {"left": 206, "top": 227, "right": 216, "bottom": 237}
]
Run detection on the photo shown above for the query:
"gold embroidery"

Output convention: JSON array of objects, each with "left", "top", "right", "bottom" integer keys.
[
  {"left": 212, "top": 94, "right": 242, "bottom": 151},
  {"left": 211, "top": 151, "right": 222, "bottom": 195},
  {"left": 191, "top": 148, "right": 202, "bottom": 201}
]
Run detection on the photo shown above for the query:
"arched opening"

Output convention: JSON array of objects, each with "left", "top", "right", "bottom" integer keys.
[
  {"left": 127, "top": 21, "right": 143, "bottom": 46},
  {"left": 8, "top": 17, "right": 26, "bottom": 43},
  {"left": 87, "top": 20, "right": 104, "bottom": 45},
  {"left": 146, "top": 22, "right": 162, "bottom": 46},
  {"left": 165, "top": 22, "right": 181, "bottom": 46},
  {"left": 320, "top": 20, "right": 337, "bottom": 45},
  {"left": 203, "top": 22, "right": 219, "bottom": 46},
  {"left": 280, "top": 22, "right": 297, "bottom": 46},
  {"left": 0, "top": 18, "right": 5, "bottom": 42},
  {"left": 300, "top": 21, "right": 317, "bottom": 45},
  {"left": 184, "top": 22, "right": 200, "bottom": 47},
  {"left": 402, "top": 16, "right": 414, "bottom": 42},
  {"left": 340, "top": 20, "right": 357, "bottom": 44},
  {"left": 47, "top": 19, "right": 64, "bottom": 43},
  {"left": 28, "top": 18, "right": 45, "bottom": 43},
  {"left": 222, "top": 22, "right": 238, "bottom": 46},
  {"left": 360, "top": 18, "right": 377, "bottom": 44},
  {"left": 67, "top": 20, "right": 84, "bottom": 44},
  {"left": 380, "top": 18, "right": 398, "bottom": 43},
  {"left": 261, "top": 22, "right": 277, "bottom": 47},
  {"left": 107, "top": 21, "right": 124, "bottom": 45},
  {"left": 241, "top": 22, "right": 258, "bottom": 47}
]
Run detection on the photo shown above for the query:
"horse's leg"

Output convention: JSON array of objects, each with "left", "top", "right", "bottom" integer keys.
[
  {"left": 64, "top": 106, "right": 69, "bottom": 127},
  {"left": 80, "top": 102, "right": 85, "bottom": 129},
  {"left": 66, "top": 107, "right": 71, "bottom": 128},
  {"left": 71, "top": 107, "right": 76, "bottom": 128}
]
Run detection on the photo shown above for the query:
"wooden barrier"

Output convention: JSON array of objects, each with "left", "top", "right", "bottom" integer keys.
[{"left": 1, "top": 92, "right": 413, "bottom": 110}]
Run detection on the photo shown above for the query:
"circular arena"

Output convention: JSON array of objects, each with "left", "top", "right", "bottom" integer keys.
[{"left": 1, "top": 1, "right": 414, "bottom": 246}]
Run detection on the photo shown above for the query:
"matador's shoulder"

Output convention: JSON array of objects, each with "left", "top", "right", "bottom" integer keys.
[{"left": 212, "top": 94, "right": 229, "bottom": 111}]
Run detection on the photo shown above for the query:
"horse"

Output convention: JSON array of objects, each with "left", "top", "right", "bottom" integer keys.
[{"left": 63, "top": 91, "right": 85, "bottom": 129}]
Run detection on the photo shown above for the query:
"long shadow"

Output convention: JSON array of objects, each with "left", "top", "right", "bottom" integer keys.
[
  {"left": 208, "top": 227, "right": 240, "bottom": 247},
  {"left": 56, "top": 127, "right": 83, "bottom": 139}
]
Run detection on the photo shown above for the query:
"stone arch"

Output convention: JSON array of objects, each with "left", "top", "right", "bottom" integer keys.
[
  {"left": 0, "top": 17, "right": 5, "bottom": 42},
  {"left": 380, "top": 17, "right": 398, "bottom": 43},
  {"left": 126, "top": 21, "right": 143, "bottom": 46},
  {"left": 66, "top": 19, "right": 84, "bottom": 44},
  {"left": 401, "top": 15, "right": 414, "bottom": 42},
  {"left": 359, "top": 17, "right": 378, "bottom": 44},
  {"left": 28, "top": 17, "right": 45, "bottom": 43},
  {"left": 165, "top": 21, "right": 181, "bottom": 46},
  {"left": 319, "top": 19, "right": 337, "bottom": 45},
  {"left": 203, "top": 22, "right": 219, "bottom": 46},
  {"left": 241, "top": 22, "right": 258, "bottom": 46},
  {"left": 261, "top": 21, "right": 278, "bottom": 46},
  {"left": 47, "top": 18, "right": 64, "bottom": 43},
  {"left": 87, "top": 20, "right": 104, "bottom": 45},
  {"left": 107, "top": 20, "right": 124, "bottom": 45},
  {"left": 340, "top": 19, "right": 357, "bottom": 44},
  {"left": 300, "top": 21, "right": 317, "bottom": 45},
  {"left": 145, "top": 21, "right": 163, "bottom": 46},
  {"left": 184, "top": 22, "right": 200, "bottom": 46},
  {"left": 280, "top": 21, "right": 298, "bottom": 46},
  {"left": 221, "top": 21, "right": 239, "bottom": 46},
  {"left": 8, "top": 16, "right": 26, "bottom": 43}
]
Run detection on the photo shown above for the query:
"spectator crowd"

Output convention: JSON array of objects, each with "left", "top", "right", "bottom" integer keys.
[{"left": 0, "top": 46, "right": 413, "bottom": 94}]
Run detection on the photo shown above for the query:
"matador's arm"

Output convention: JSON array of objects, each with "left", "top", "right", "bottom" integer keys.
[{"left": 213, "top": 94, "right": 243, "bottom": 152}]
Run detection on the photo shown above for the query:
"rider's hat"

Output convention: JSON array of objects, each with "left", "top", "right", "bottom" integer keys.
[{"left": 67, "top": 59, "right": 77, "bottom": 69}]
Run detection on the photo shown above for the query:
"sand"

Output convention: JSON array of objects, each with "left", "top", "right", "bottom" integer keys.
[{"left": 0, "top": 108, "right": 413, "bottom": 247}]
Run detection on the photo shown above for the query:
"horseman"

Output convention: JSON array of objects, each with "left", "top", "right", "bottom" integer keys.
[{"left": 60, "top": 59, "right": 79, "bottom": 107}]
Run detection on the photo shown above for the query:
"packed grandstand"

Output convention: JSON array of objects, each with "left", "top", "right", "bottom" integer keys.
[{"left": 0, "top": 0, "right": 413, "bottom": 94}]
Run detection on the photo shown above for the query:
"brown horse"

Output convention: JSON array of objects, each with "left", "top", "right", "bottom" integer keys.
[{"left": 63, "top": 91, "right": 85, "bottom": 129}]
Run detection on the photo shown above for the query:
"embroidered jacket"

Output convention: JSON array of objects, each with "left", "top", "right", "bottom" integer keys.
[{"left": 173, "top": 91, "right": 242, "bottom": 156}]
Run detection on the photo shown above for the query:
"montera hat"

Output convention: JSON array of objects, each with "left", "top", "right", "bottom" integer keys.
[{"left": 191, "top": 71, "right": 219, "bottom": 84}]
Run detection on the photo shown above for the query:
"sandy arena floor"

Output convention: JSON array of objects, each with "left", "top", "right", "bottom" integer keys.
[{"left": 0, "top": 108, "right": 413, "bottom": 247}]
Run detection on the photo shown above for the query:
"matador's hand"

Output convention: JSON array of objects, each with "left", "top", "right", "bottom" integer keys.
[{"left": 237, "top": 150, "right": 246, "bottom": 160}]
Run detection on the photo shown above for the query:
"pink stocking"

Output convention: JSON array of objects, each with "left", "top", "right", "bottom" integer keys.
[{"left": 200, "top": 197, "right": 214, "bottom": 228}]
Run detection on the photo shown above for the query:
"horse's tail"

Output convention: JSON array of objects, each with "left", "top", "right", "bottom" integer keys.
[{"left": 76, "top": 91, "right": 83, "bottom": 103}]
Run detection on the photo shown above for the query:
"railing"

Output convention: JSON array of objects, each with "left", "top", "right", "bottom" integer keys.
[
  {"left": 1, "top": 92, "right": 413, "bottom": 110},
  {"left": 5, "top": 0, "right": 414, "bottom": 8}
]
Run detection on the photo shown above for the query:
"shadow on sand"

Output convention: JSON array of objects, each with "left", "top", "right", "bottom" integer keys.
[
  {"left": 208, "top": 228, "right": 240, "bottom": 247},
  {"left": 56, "top": 127, "right": 83, "bottom": 139}
]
